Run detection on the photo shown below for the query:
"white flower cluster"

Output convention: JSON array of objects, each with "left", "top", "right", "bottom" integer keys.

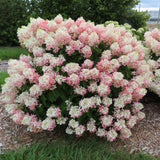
[{"left": 145, "top": 28, "right": 160, "bottom": 96}]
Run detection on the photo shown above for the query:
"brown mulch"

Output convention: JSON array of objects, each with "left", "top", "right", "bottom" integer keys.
[{"left": 114, "top": 102, "right": 160, "bottom": 156}]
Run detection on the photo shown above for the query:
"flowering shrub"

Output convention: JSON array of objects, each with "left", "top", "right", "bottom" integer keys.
[
  {"left": 145, "top": 28, "right": 160, "bottom": 96},
  {"left": 2, "top": 15, "right": 153, "bottom": 141}
]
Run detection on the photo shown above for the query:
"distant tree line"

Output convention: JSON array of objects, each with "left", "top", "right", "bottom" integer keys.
[{"left": 0, "top": 0, "right": 150, "bottom": 46}]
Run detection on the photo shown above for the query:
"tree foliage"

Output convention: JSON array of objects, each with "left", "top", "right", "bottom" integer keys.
[
  {"left": 0, "top": 0, "right": 30, "bottom": 46},
  {"left": 33, "top": 0, "right": 150, "bottom": 28},
  {"left": 0, "top": 0, "right": 150, "bottom": 46}
]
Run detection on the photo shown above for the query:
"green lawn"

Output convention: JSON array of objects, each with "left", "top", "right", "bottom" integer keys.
[
  {"left": 0, "top": 72, "right": 9, "bottom": 91},
  {"left": 0, "top": 137, "right": 158, "bottom": 160},
  {"left": 0, "top": 47, "right": 29, "bottom": 60}
]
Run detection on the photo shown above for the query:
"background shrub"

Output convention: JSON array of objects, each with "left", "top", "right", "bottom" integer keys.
[
  {"left": 105, "top": 21, "right": 148, "bottom": 41},
  {"left": 0, "top": 0, "right": 150, "bottom": 46},
  {"left": 0, "top": 0, "right": 30, "bottom": 46},
  {"left": 33, "top": 0, "right": 149, "bottom": 29}
]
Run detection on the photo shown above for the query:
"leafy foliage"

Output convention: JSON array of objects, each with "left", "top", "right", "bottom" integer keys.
[
  {"left": 0, "top": 0, "right": 150, "bottom": 46},
  {"left": 0, "top": 0, "right": 30, "bottom": 46},
  {"left": 31, "top": 0, "right": 150, "bottom": 29}
]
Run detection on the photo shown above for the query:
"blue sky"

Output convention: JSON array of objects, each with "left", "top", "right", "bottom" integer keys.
[{"left": 138, "top": 0, "right": 160, "bottom": 10}]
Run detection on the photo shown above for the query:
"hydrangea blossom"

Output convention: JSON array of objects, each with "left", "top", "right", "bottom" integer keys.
[{"left": 145, "top": 28, "right": 160, "bottom": 96}]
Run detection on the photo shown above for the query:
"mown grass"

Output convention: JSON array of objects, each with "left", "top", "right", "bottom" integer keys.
[
  {"left": 0, "top": 72, "right": 9, "bottom": 90},
  {"left": 0, "top": 47, "right": 29, "bottom": 60},
  {"left": 0, "top": 136, "right": 158, "bottom": 160}
]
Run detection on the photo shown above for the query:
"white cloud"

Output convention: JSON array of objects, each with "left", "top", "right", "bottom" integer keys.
[{"left": 140, "top": 7, "right": 159, "bottom": 11}]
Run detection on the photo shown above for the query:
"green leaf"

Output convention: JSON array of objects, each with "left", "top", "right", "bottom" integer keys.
[{"left": 40, "top": 94, "right": 47, "bottom": 106}]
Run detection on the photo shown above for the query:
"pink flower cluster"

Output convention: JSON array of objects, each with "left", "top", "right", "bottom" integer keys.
[
  {"left": 2, "top": 15, "right": 153, "bottom": 141},
  {"left": 145, "top": 29, "right": 160, "bottom": 96}
]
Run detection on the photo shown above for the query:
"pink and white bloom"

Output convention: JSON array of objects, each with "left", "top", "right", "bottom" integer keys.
[
  {"left": 75, "top": 125, "right": 85, "bottom": 137},
  {"left": 41, "top": 118, "right": 56, "bottom": 131},
  {"left": 46, "top": 107, "right": 61, "bottom": 118},
  {"left": 101, "top": 115, "right": 113, "bottom": 129},
  {"left": 106, "top": 129, "right": 118, "bottom": 141}
]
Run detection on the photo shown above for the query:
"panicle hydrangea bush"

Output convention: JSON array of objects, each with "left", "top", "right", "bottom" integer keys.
[
  {"left": 145, "top": 28, "right": 160, "bottom": 96},
  {"left": 2, "top": 15, "right": 153, "bottom": 141}
]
